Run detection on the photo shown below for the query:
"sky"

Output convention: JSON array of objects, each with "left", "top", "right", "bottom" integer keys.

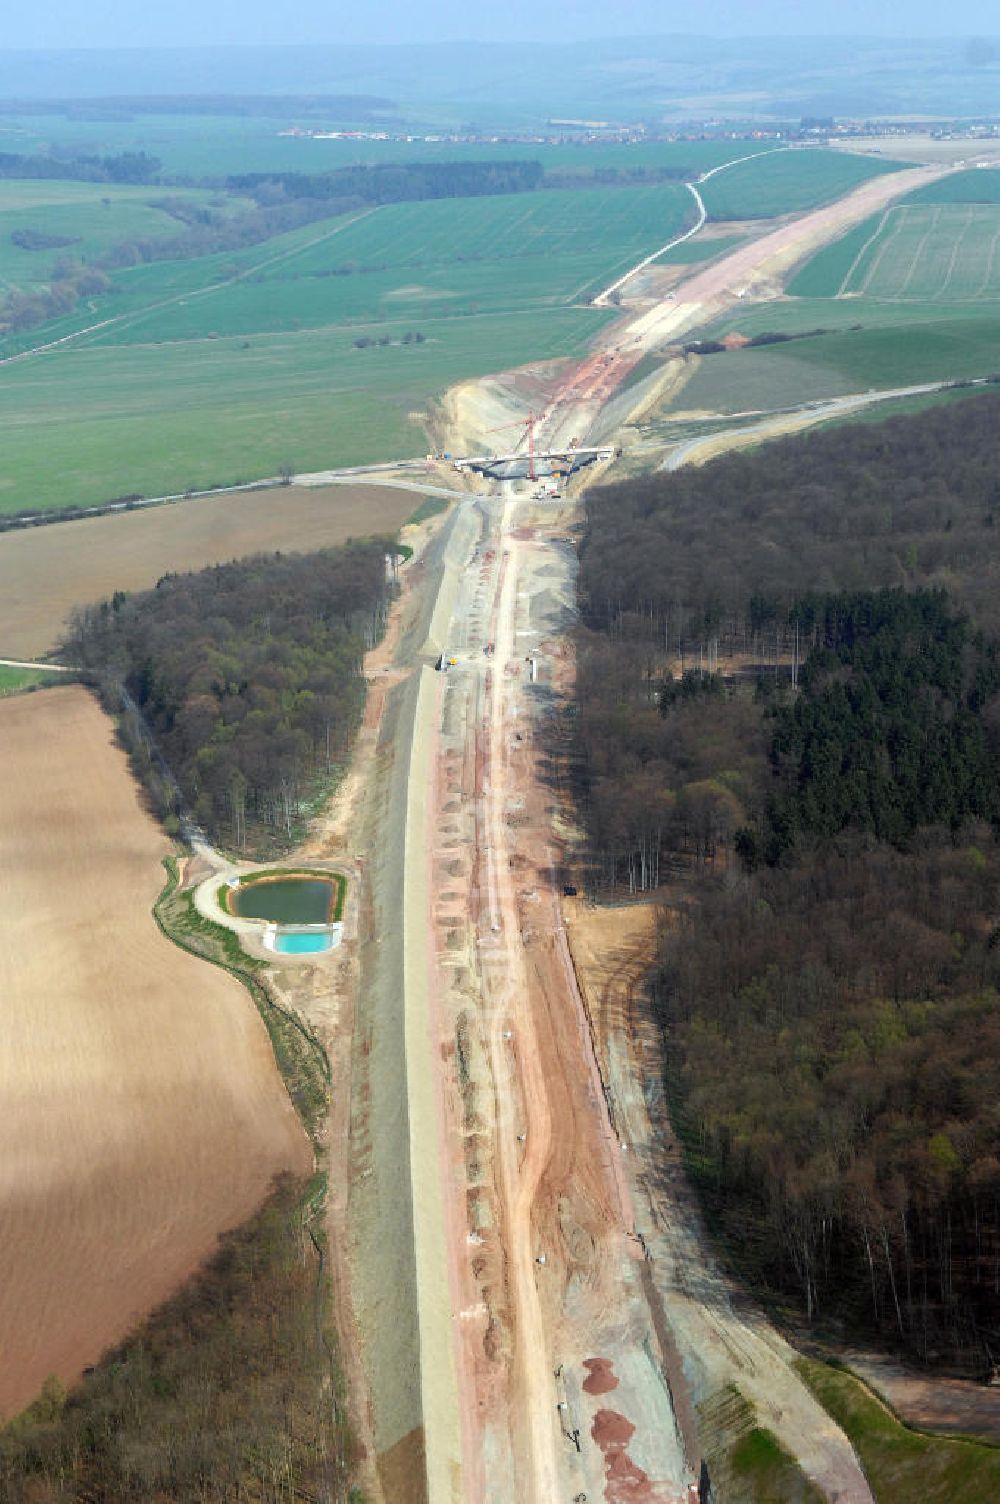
[{"left": 6, "top": 0, "right": 1000, "bottom": 51}]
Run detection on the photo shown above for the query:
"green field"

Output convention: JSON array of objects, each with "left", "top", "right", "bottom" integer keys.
[
  {"left": 796, "top": 1359, "right": 1000, "bottom": 1504},
  {"left": 0, "top": 664, "right": 51, "bottom": 694},
  {"left": 0, "top": 114, "right": 782, "bottom": 180},
  {"left": 698, "top": 148, "right": 904, "bottom": 221},
  {"left": 705, "top": 291, "right": 992, "bottom": 340},
  {"left": 789, "top": 203, "right": 1000, "bottom": 302},
  {"left": 65, "top": 184, "right": 692, "bottom": 347},
  {"left": 0, "top": 181, "right": 248, "bottom": 293},
  {"left": 674, "top": 316, "right": 1000, "bottom": 416},
  {"left": 0, "top": 177, "right": 706, "bottom": 510},
  {"left": 0, "top": 305, "right": 610, "bottom": 512},
  {"left": 674, "top": 344, "right": 856, "bottom": 413},
  {"left": 905, "top": 167, "right": 1000, "bottom": 205}
]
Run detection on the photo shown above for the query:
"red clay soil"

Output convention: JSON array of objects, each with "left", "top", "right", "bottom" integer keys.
[
  {"left": 591, "top": 1409, "right": 659, "bottom": 1502},
  {"left": 583, "top": 1357, "right": 621, "bottom": 1395}
]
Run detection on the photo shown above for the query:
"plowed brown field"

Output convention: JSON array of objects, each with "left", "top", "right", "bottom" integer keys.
[
  {"left": 0, "top": 685, "right": 311, "bottom": 1418},
  {"left": 0, "top": 483, "right": 421, "bottom": 660}
]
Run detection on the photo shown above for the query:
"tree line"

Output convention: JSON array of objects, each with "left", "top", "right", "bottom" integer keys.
[
  {"left": 0, "top": 149, "right": 161, "bottom": 183},
  {"left": 66, "top": 542, "right": 394, "bottom": 854},
  {"left": 228, "top": 157, "right": 545, "bottom": 203},
  {"left": 572, "top": 392, "right": 1000, "bottom": 1367},
  {"left": 0, "top": 1176, "right": 341, "bottom": 1501}
]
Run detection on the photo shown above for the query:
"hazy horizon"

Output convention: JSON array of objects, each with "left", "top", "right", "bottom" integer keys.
[{"left": 7, "top": 1, "right": 1000, "bottom": 52}]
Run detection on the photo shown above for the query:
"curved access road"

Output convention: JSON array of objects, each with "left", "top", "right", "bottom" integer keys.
[
  {"left": 660, "top": 377, "right": 987, "bottom": 470},
  {"left": 593, "top": 145, "right": 799, "bottom": 306}
]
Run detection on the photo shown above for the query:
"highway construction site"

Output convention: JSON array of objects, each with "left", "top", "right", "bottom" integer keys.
[{"left": 286, "top": 159, "right": 960, "bottom": 1504}]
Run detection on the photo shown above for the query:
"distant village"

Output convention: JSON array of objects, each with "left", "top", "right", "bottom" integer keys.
[{"left": 276, "top": 116, "right": 1000, "bottom": 150}]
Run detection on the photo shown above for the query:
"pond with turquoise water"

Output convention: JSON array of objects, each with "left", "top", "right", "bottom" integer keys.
[{"left": 272, "top": 930, "right": 334, "bottom": 955}]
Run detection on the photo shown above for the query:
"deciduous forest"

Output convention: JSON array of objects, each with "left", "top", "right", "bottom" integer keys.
[
  {"left": 67, "top": 541, "right": 394, "bottom": 854},
  {"left": 573, "top": 392, "right": 1000, "bottom": 1367},
  {"left": 0, "top": 1177, "right": 341, "bottom": 1502}
]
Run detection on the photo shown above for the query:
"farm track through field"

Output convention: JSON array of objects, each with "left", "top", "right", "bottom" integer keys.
[
  {"left": 836, "top": 205, "right": 893, "bottom": 294},
  {"left": 829, "top": 202, "right": 1000, "bottom": 304},
  {"left": 893, "top": 206, "right": 943, "bottom": 299},
  {"left": 974, "top": 218, "right": 1000, "bottom": 297},
  {"left": 856, "top": 206, "right": 910, "bottom": 295},
  {"left": 0, "top": 208, "right": 378, "bottom": 365},
  {"left": 933, "top": 205, "right": 973, "bottom": 299}
]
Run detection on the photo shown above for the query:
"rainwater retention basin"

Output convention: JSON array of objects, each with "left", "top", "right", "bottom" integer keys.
[{"left": 226, "top": 875, "right": 338, "bottom": 925}]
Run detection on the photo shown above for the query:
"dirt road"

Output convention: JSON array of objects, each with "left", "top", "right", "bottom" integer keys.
[
  {"left": 428, "top": 494, "right": 692, "bottom": 1501},
  {"left": 621, "top": 163, "right": 944, "bottom": 350},
  {"left": 658, "top": 377, "right": 984, "bottom": 471}
]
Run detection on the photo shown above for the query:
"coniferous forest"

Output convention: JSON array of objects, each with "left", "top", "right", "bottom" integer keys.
[
  {"left": 67, "top": 541, "right": 394, "bottom": 853},
  {"left": 573, "top": 392, "right": 1000, "bottom": 1368}
]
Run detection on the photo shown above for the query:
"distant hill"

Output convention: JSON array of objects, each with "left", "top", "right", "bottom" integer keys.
[{"left": 1, "top": 37, "right": 1000, "bottom": 124}]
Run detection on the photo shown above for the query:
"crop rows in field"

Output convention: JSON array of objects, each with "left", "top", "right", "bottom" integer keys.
[
  {"left": 72, "top": 184, "right": 693, "bottom": 347},
  {"left": 792, "top": 204, "right": 1000, "bottom": 302},
  {"left": 698, "top": 148, "right": 903, "bottom": 222}
]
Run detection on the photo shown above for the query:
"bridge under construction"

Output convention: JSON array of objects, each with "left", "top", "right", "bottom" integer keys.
[{"left": 449, "top": 444, "right": 617, "bottom": 480}]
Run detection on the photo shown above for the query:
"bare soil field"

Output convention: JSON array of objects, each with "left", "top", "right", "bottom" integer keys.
[
  {"left": 0, "top": 685, "right": 311, "bottom": 1418},
  {"left": 836, "top": 137, "right": 1000, "bottom": 166},
  {"left": 0, "top": 483, "right": 422, "bottom": 660}
]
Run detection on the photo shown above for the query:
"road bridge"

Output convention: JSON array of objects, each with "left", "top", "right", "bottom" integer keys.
[{"left": 450, "top": 444, "right": 617, "bottom": 478}]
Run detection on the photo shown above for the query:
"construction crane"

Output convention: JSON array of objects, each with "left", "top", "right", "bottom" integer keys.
[{"left": 484, "top": 413, "right": 539, "bottom": 481}]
